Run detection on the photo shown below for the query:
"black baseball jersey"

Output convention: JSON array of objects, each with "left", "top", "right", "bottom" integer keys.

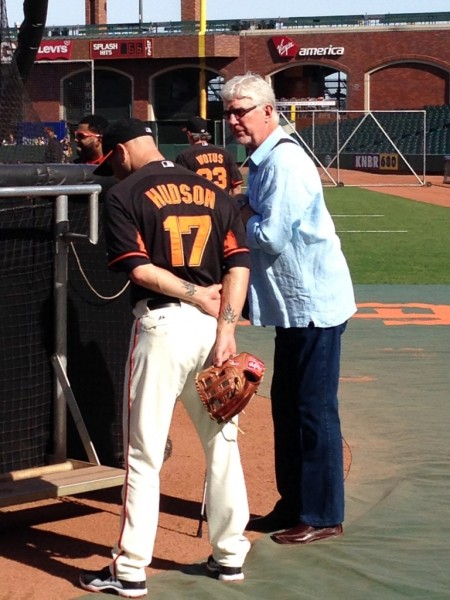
[
  {"left": 104, "top": 160, "right": 250, "bottom": 306},
  {"left": 175, "top": 142, "right": 243, "bottom": 194}
]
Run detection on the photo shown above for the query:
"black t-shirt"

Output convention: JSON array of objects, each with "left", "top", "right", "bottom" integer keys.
[
  {"left": 175, "top": 143, "right": 243, "bottom": 194},
  {"left": 104, "top": 160, "right": 250, "bottom": 306}
]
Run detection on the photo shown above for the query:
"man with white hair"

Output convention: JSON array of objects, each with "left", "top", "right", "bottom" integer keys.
[{"left": 222, "top": 73, "right": 356, "bottom": 545}]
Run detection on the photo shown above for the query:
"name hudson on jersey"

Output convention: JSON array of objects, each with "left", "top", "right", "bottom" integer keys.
[{"left": 145, "top": 184, "right": 216, "bottom": 209}]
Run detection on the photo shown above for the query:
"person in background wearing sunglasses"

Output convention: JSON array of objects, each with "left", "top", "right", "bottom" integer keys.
[
  {"left": 221, "top": 72, "right": 356, "bottom": 545},
  {"left": 73, "top": 114, "right": 109, "bottom": 165},
  {"left": 175, "top": 116, "right": 243, "bottom": 197}
]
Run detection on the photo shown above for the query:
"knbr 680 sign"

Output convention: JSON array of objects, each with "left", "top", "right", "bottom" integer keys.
[
  {"left": 379, "top": 153, "right": 399, "bottom": 171},
  {"left": 354, "top": 153, "right": 399, "bottom": 171}
]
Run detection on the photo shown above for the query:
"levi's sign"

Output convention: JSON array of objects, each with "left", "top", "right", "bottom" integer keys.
[
  {"left": 90, "top": 39, "right": 153, "bottom": 59},
  {"left": 36, "top": 40, "right": 73, "bottom": 60},
  {"left": 271, "top": 36, "right": 344, "bottom": 58}
]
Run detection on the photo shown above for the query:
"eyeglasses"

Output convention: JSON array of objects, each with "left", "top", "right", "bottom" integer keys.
[
  {"left": 222, "top": 105, "right": 258, "bottom": 120},
  {"left": 74, "top": 131, "right": 101, "bottom": 141}
]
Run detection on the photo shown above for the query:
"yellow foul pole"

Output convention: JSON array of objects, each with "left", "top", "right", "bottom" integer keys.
[{"left": 199, "top": 0, "right": 207, "bottom": 118}]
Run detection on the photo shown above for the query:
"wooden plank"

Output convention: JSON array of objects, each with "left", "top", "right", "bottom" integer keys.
[{"left": 0, "top": 464, "right": 125, "bottom": 508}]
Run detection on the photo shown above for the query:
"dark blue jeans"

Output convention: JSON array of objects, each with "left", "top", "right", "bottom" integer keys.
[{"left": 271, "top": 322, "right": 347, "bottom": 527}]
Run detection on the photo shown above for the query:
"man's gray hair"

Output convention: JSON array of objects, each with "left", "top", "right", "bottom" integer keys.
[{"left": 221, "top": 72, "right": 277, "bottom": 110}]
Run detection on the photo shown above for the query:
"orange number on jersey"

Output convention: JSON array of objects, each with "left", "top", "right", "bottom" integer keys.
[
  {"left": 197, "top": 166, "right": 228, "bottom": 190},
  {"left": 163, "top": 215, "right": 212, "bottom": 267}
]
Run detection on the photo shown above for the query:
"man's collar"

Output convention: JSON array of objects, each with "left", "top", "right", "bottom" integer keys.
[{"left": 249, "top": 126, "right": 284, "bottom": 167}]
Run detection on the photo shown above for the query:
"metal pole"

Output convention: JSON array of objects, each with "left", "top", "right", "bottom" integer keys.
[
  {"left": 199, "top": 0, "right": 207, "bottom": 117},
  {"left": 139, "top": 0, "right": 143, "bottom": 25},
  {"left": 89, "top": 191, "right": 99, "bottom": 244},
  {"left": 53, "top": 194, "right": 69, "bottom": 463},
  {"left": 90, "top": 59, "right": 95, "bottom": 114}
]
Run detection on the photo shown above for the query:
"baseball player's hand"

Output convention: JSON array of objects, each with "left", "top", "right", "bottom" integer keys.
[
  {"left": 196, "top": 283, "right": 222, "bottom": 318},
  {"left": 213, "top": 330, "right": 236, "bottom": 367}
]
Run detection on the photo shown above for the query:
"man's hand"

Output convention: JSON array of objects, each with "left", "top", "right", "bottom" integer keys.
[
  {"left": 194, "top": 283, "right": 222, "bottom": 318},
  {"left": 131, "top": 264, "right": 222, "bottom": 318},
  {"left": 213, "top": 329, "right": 236, "bottom": 367},
  {"left": 213, "top": 266, "right": 249, "bottom": 366}
]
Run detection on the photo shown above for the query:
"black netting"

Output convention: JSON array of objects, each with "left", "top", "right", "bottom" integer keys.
[
  {"left": 0, "top": 1, "right": 61, "bottom": 164},
  {"left": 0, "top": 165, "right": 129, "bottom": 474},
  {"left": 66, "top": 197, "right": 132, "bottom": 468},
  {"left": 0, "top": 197, "right": 54, "bottom": 472}
]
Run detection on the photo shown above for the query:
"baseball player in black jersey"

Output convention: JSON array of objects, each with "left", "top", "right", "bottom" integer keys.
[
  {"left": 175, "top": 116, "right": 243, "bottom": 196},
  {"left": 79, "top": 119, "right": 251, "bottom": 597}
]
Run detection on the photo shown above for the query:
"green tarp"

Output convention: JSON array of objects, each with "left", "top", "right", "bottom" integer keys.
[{"left": 78, "top": 286, "right": 450, "bottom": 599}]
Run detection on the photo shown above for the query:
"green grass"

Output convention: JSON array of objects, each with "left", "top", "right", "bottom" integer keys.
[{"left": 324, "top": 187, "right": 450, "bottom": 284}]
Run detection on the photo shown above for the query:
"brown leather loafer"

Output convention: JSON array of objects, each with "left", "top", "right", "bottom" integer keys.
[{"left": 271, "top": 523, "right": 343, "bottom": 545}]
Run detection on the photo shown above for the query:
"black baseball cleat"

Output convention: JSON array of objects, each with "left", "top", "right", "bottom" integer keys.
[
  {"left": 79, "top": 566, "right": 147, "bottom": 598},
  {"left": 206, "top": 555, "right": 244, "bottom": 581}
]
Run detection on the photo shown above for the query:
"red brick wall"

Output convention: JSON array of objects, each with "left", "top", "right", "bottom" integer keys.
[
  {"left": 152, "top": 35, "right": 239, "bottom": 59},
  {"left": 371, "top": 64, "right": 449, "bottom": 110},
  {"left": 181, "top": 0, "right": 200, "bottom": 22},
  {"left": 27, "top": 26, "right": 450, "bottom": 119},
  {"left": 85, "top": 0, "right": 107, "bottom": 25},
  {"left": 219, "top": 29, "right": 450, "bottom": 110}
]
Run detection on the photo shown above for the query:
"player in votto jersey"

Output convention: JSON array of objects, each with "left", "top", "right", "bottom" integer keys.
[
  {"left": 175, "top": 116, "right": 243, "bottom": 196},
  {"left": 79, "top": 118, "right": 251, "bottom": 598}
]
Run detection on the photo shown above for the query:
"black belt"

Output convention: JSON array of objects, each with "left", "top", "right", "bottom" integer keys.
[{"left": 146, "top": 299, "right": 180, "bottom": 310}]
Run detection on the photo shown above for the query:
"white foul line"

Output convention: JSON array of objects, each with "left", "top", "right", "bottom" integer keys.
[
  {"left": 332, "top": 214, "right": 384, "bottom": 217},
  {"left": 332, "top": 214, "right": 407, "bottom": 232},
  {"left": 337, "top": 230, "right": 408, "bottom": 233}
]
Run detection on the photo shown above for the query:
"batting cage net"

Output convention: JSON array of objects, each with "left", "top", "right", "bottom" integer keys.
[
  {"left": 0, "top": 2, "right": 52, "bottom": 163},
  {"left": 0, "top": 192, "right": 54, "bottom": 473},
  {"left": 0, "top": 165, "right": 131, "bottom": 475}
]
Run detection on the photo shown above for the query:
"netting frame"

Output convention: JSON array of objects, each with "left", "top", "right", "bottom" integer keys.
[
  {"left": 0, "top": 181, "right": 101, "bottom": 469},
  {"left": 278, "top": 109, "right": 428, "bottom": 188}
]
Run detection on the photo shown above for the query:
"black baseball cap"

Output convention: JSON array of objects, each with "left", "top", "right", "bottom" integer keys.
[
  {"left": 94, "top": 118, "right": 153, "bottom": 176},
  {"left": 183, "top": 116, "right": 208, "bottom": 134}
]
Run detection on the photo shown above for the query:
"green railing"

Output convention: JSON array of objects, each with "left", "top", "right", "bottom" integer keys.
[{"left": 5, "top": 12, "right": 450, "bottom": 39}]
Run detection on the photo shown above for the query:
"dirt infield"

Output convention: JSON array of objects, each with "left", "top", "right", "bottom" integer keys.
[
  {"left": 0, "top": 396, "right": 350, "bottom": 600},
  {"left": 0, "top": 399, "right": 269, "bottom": 597},
  {"left": 327, "top": 170, "right": 450, "bottom": 207}
]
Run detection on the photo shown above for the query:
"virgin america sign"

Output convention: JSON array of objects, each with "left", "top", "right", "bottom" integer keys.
[
  {"left": 271, "top": 36, "right": 345, "bottom": 58},
  {"left": 271, "top": 36, "right": 299, "bottom": 58}
]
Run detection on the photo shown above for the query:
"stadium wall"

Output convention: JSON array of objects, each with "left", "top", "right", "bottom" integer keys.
[{"left": 20, "top": 24, "right": 450, "bottom": 123}]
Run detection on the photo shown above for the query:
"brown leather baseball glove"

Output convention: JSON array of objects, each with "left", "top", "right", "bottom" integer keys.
[{"left": 195, "top": 352, "right": 265, "bottom": 424}]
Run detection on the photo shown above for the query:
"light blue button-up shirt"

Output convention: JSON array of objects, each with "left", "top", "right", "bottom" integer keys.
[{"left": 245, "top": 126, "right": 356, "bottom": 328}]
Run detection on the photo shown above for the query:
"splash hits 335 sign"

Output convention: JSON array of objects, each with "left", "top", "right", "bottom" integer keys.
[{"left": 90, "top": 39, "right": 153, "bottom": 59}]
